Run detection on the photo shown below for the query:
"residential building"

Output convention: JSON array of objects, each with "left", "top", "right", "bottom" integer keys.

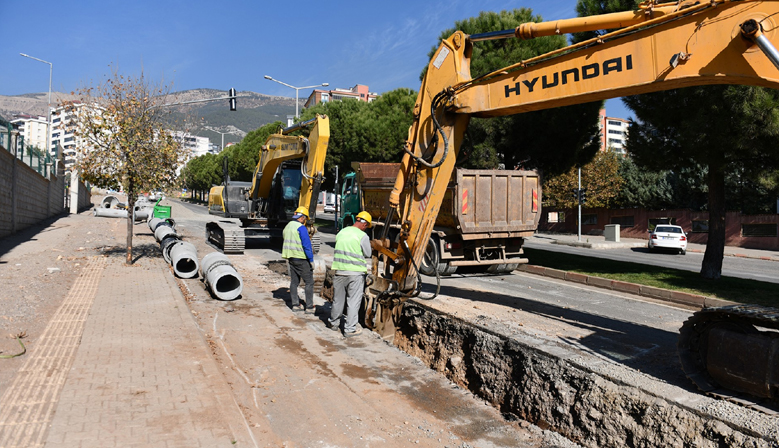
[
  {"left": 172, "top": 132, "right": 211, "bottom": 158},
  {"left": 598, "top": 109, "right": 629, "bottom": 154},
  {"left": 50, "top": 103, "right": 87, "bottom": 169},
  {"left": 10, "top": 114, "right": 49, "bottom": 152},
  {"left": 304, "top": 84, "right": 379, "bottom": 108}
]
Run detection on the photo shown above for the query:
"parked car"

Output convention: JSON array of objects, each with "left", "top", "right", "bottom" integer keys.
[
  {"left": 323, "top": 203, "right": 336, "bottom": 213},
  {"left": 648, "top": 225, "right": 688, "bottom": 255}
]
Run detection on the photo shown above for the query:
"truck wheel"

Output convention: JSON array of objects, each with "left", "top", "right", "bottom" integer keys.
[
  {"left": 420, "top": 238, "right": 439, "bottom": 276},
  {"left": 439, "top": 263, "right": 458, "bottom": 276},
  {"left": 502, "top": 263, "right": 520, "bottom": 273},
  {"left": 487, "top": 263, "right": 507, "bottom": 274}
]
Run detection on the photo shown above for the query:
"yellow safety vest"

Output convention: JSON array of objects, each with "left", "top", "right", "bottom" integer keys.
[
  {"left": 332, "top": 226, "right": 369, "bottom": 272},
  {"left": 282, "top": 221, "right": 306, "bottom": 259}
]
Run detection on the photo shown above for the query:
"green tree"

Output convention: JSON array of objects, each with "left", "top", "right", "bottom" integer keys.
[
  {"left": 614, "top": 157, "right": 674, "bottom": 209},
  {"left": 625, "top": 86, "right": 779, "bottom": 279},
  {"left": 543, "top": 150, "right": 623, "bottom": 208},
  {"left": 576, "top": 0, "right": 779, "bottom": 279},
  {"left": 300, "top": 88, "right": 416, "bottom": 190},
  {"left": 426, "top": 9, "right": 602, "bottom": 175},
  {"left": 65, "top": 70, "right": 185, "bottom": 265}
]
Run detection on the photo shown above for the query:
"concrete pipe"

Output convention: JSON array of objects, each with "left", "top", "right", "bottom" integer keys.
[
  {"left": 154, "top": 225, "right": 178, "bottom": 243},
  {"left": 148, "top": 217, "right": 163, "bottom": 232},
  {"left": 200, "top": 252, "right": 243, "bottom": 301},
  {"left": 169, "top": 241, "right": 199, "bottom": 279},
  {"left": 101, "top": 196, "right": 120, "bottom": 208},
  {"left": 160, "top": 235, "right": 181, "bottom": 264},
  {"left": 133, "top": 206, "right": 151, "bottom": 222},
  {"left": 94, "top": 208, "right": 128, "bottom": 218},
  {"left": 148, "top": 217, "right": 176, "bottom": 233}
]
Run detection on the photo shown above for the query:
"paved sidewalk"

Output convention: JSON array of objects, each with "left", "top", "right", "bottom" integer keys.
[
  {"left": 0, "top": 247, "right": 255, "bottom": 447},
  {"left": 533, "top": 232, "right": 779, "bottom": 261}
]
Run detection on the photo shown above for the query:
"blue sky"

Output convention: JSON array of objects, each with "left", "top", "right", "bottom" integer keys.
[{"left": 2, "top": 0, "right": 630, "bottom": 119}]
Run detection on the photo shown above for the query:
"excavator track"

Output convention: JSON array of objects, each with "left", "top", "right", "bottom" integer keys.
[
  {"left": 678, "top": 304, "right": 779, "bottom": 414},
  {"left": 206, "top": 220, "right": 246, "bottom": 254}
]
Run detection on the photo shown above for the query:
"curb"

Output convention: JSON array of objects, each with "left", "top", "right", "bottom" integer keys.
[{"left": 516, "top": 264, "right": 737, "bottom": 309}]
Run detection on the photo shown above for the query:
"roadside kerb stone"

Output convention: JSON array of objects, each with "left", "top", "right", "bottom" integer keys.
[
  {"left": 586, "top": 276, "right": 614, "bottom": 290},
  {"left": 519, "top": 265, "right": 546, "bottom": 276},
  {"left": 543, "top": 268, "right": 567, "bottom": 280},
  {"left": 611, "top": 280, "right": 641, "bottom": 295},
  {"left": 564, "top": 272, "right": 588, "bottom": 285},
  {"left": 520, "top": 265, "right": 738, "bottom": 310}
]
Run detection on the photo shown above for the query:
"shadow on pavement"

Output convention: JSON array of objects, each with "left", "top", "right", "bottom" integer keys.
[{"left": 0, "top": 214, "right": 68, "bottom": 260}]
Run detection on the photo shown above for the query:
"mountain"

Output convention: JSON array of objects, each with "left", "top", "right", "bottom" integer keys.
[{"left": 0, "top": 89, "right": 299, "bottom": 147}]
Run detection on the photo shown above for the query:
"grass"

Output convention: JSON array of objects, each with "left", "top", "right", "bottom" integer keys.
[{"left": 523, "top": 247, "right": 779, "bottom": 307}]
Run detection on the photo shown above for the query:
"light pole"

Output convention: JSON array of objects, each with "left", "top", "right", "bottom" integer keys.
[
  {"left": 20, "top": 53, "right": 53, "bottom": 160},
  {"left": 263, "top": 75, "right": 328, "bottom": 120}
]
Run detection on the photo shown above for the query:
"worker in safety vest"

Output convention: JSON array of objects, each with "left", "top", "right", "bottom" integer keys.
[
  {"left": 282, "top": 206, "right": 315, "bottom": 313},
  {"left": 328, "top": 211, "right": 372, "bottom": 337}
]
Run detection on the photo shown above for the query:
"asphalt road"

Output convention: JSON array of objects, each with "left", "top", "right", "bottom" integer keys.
[{"left": 524, "top": 236, "right": 779, "bottom": 284}]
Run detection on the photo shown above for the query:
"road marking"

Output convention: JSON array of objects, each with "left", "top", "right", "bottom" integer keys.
[{"left": 0, "top": 256, "right": 105, "bottom": 448}]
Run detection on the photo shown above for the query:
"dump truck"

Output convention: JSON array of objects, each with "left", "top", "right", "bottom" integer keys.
[{"left": 340, "top": 162, "right": 540, "bottom": 276}]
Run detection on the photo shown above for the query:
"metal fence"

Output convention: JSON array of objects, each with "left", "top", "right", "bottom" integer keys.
[{"left": 0, "top": 118, "right": 53, "bottom": 178}]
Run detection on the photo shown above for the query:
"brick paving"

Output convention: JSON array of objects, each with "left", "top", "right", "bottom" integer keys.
[{"left": 0, "top": 251, "right": 256, "bottom": 447}]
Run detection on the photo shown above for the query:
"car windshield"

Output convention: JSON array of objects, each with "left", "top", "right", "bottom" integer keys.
[{"left": 655, "top": 226, "right": 682, "bottom": 233}]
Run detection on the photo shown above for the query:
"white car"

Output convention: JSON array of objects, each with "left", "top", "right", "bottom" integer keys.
[
  {"left": 323, "top": 203, "right": 336, "bottom": 213},
  {"left": 648, "top": 225, "right": 688, "bottom": 255}
]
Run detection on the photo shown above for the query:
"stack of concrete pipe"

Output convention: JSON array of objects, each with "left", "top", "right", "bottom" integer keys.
[
  {"left": 199, "top": 252, "right": 243, "bottom": 301},
  {"left": 148, "top": 217, "right": 242, "bottom": 300}
]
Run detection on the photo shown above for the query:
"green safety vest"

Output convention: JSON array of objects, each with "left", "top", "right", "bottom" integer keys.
[
  {"left": 282, "top": 221, "right": 306, "bottom": 259},
  {"left": 332, "top": 226, "right": 369, "bottom": 272}
]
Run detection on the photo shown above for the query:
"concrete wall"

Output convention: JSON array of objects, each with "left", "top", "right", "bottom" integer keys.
[
  {"left": 0, "top": 144, "right": 90, "bottom": 239},
  {"left": 540, "top": 207, "right": 779, "bottom": 250}
]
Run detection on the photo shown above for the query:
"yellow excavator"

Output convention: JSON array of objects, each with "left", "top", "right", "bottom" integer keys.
[
  {"left": 360, "top": 1, "right": 779, "bottom": 408},
  {"left": 207, "top": 114, "right": 329, "bottom": 256}
]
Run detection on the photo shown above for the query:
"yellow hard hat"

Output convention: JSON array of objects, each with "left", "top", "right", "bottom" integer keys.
[
  {"left": 356, "top": 211, "right": 372, "bottom": 227},
  {"left": 293, "top": 206, "right": 309, "bottom": 219}
]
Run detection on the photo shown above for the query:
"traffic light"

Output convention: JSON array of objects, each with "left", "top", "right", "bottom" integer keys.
[
  {"left": 229, "top": 88, "right": 237, "bottom": 111},
  {"left": 579, "top": 188, "right": 587, "bottom": 205},
  {"left": 572, "top": 188, "right": 580, "bottom": 201}
]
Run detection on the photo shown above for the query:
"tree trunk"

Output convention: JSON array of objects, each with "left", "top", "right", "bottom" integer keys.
[
  {"left": 126, "top": 190, "right": 134, "bottom": 265},
  {"left": 701, "top": 155, "right": 726, "bottom": 280}
]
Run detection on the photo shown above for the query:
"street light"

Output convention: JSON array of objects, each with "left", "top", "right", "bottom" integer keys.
[
  {"left": 263, "top": 75, "right": 328, "bottom": 120},
  {"left": 20, "top": 53, "right": 53, "bottom": 159}
]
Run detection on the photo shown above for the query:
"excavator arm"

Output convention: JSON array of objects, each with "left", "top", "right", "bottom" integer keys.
[
  {"left": 379, "top": 0, "right": 779, "bottom": 295},
  {"left": 368, "top": 0, "right": 779, "bottom": 406},
  {"left": 248, "top": 114, "right": 330, "bottom": 219}
]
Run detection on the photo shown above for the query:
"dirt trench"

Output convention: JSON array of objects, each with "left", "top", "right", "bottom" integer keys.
[{"left": 393, "top": 301, "right": 779, "bottom": 448}]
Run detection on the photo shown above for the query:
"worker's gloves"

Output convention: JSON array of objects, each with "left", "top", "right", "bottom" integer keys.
[{"left": 365, "top": 273, "right": 375, "bottom": 286}]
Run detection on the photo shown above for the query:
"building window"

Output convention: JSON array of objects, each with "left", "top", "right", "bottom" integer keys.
[
  {"left": 608, "top": 129, "right": 623, "bottom": 135},
  {"left": 548, "top": 211, "right": 565, "bottom": 223},
  {"left": 582, "top": 214, "right": 598, "bottom": 225},
  {"left": 608, "top": 138, "right": 622, "bottom": 144},
  {"left": 742, "top": 224, "right": 778, "bottom": 237},
  {"left": 610, "top": 216, "right": 635, "bottom": 227},
  {"left": 691, "top": 220, "right": 709, "bottom": 233},
  {"left": 608, "top": 120, "right": 623, "bottom": 126}
]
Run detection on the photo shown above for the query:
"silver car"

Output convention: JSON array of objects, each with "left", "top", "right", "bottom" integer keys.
[{"left": 648, "top": 225, "right": 688, "bottom": 255}]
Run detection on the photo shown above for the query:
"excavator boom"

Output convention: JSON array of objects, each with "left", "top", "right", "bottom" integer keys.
[{"left": 367, "top": 0, "right": 779, "bottom": 407}]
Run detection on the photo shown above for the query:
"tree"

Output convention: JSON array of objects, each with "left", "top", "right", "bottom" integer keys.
[
  {"left": 300, "top": 88, "right": 416, "bottom": 190},
  {"left": 65, "top": 70, "right": 186, "bottom": 265},
  {"left": 426, "top": 9, "right": 602, "bottom": 176},
  {"left": 625, "top": 86, "right": 779, "bottom": 279},
  {"left": 614, "top": 156, "right": 674, "bottom": 209},
  {"left": 543, "top": 150, "right": 623, "bottom": 208},
  {"left": 576, "top": 0, "right": 779, "bottom": 279}
]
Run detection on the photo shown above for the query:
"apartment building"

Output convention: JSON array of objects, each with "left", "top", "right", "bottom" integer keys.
[
  {"left": 598, "top": 109, "right": 629, "bottom": 154},
  {"left": 50, "top": 103, "right": 86, "bottom": 168},
  {"left": 304, "top": 84, "right": 379, "bottom": 108},
  {"left": 10, "top": 114, "right": 49, "bottom": 152}
]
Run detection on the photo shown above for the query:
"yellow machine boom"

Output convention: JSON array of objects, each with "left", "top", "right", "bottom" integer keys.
[{"left": 366, "top": 0, "right": 779, "bottom": 406}]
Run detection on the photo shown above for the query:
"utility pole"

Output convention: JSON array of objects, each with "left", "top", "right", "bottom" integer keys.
[
  {"left": 334, "top": 165, "right": 339, "bottom": 231},
  {"left": 578, "top": 167, "right": 582, "bottom": 242}
]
